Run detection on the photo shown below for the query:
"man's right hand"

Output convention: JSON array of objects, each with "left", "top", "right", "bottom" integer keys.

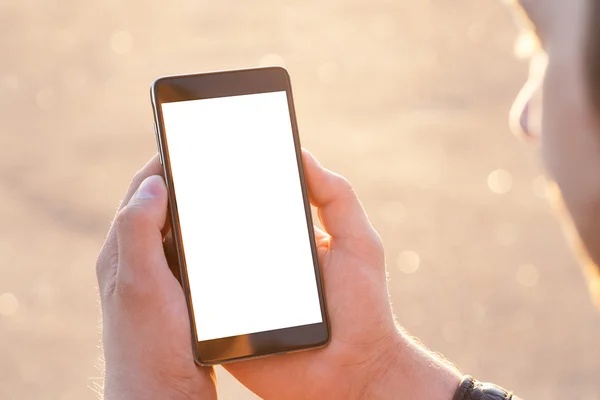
[{"left": 224, "top": 150, "right": 462, "bottom": 400}]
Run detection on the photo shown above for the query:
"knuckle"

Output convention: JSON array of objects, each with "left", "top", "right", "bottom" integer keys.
[
  {"left": 332, "top": 173, "right": 356, "bottom": 197},
  {"left": 95, "top": 248, "right": 107, "bottom": 277},
  {"left": 370, "top": 233, "right": 386, "bottom": 263},
  {"left": 115, "top": 273, "right": 152, "bottom": 300},
  {"left": 335, "top": 174, "right": 353, "bottom": 190},
  {"left": 115, "top": 204, "right": 151, "bottom": 234},
  {"left": 96, "top": 238, "right": 119, "bottom": 298},
  {"left": 103, "top": 279, "right": 117, "bottom": 299},
  {"left": 96, "top": 248, "right": 113, "bottom": 277},
  {"left": 114, "top": 275, "right": 135, "bottom": 297},
  {"left": 369, "top": 230, "right": 385, "bottom": 253},
  {"left": 131, "top": 168, "right": 148, "bottom": 191},
  {"left": 355, "top": 231, "right": 385, "bottom": 265}
]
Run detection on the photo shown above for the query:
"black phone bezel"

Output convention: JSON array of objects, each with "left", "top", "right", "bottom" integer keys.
[{"left": 150, "top": 67, "right": 330, "bottom": 365}]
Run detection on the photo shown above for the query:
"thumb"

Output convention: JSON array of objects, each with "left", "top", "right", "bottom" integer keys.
[
  {"left": 115, "top": 175, "right": 170, "bottom": 294},
  {"left": 302, "top": 149, "right": 379, "bottom": 245}
]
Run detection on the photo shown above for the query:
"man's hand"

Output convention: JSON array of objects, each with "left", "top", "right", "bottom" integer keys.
[
  {"left": 96, "top": 151, "right": 461, "bottom": 400},
  {"left": 96, "top": 155, "right": 217, "bottom": 400},
  {"left": 224, "top": 150, "right": 461, "bottom": 400}
]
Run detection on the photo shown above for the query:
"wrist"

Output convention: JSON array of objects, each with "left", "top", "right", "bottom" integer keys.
[
  {"left": 362, "top": 330, "right": 461, "bottom": 400},
  {"left": 103, "top": 372, "right": 207, "bottom": 400}
]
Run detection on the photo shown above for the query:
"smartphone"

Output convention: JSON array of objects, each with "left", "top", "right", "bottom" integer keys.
[{"left": 150, "top": 67, "right": 330, "bottom": 365}]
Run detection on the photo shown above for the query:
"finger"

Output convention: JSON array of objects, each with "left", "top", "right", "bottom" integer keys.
[
  {"left": 96, "top": 154, "right": 163, "bottom": 298},
  {"left": 313, "top": 225, "right": 330, "bottom": 263},
  {"left": 114, "top": 175, "right": 170, "bottom": 297},
  {"left": 313, "top": 224, "right": 329, "bottom": 243},
  {"left": 119, "top": 154, "right": 163, "bottom": 212},
  {"left": 301, "top": 149, "right": 375, "bottom": 242},
  {"left": 161, "top": 207, "right": 172, "bottom": 239},
  {"left": 163, "top": 231, "right": 183, "bottom": 284}
]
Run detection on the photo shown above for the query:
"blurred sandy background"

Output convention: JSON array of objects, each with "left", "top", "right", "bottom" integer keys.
[{"left": 2, "top": 0, "right": 600, "bottom": 399}]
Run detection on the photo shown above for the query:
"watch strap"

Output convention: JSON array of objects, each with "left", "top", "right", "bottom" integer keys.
[{"left": 453, "top": 375, "right": 513, "bottom": 400}]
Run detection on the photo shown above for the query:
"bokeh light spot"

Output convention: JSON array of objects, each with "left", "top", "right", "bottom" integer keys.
[
  {"left": 516, "top": 264, "right": 540, "bottom": 288},
  {"left": 487, "top": 169, "right": 513, "bottom": 194},
  {"left": 397, "top": 251, "right": 420, "bottom": 274},
  {"left": 36, "top": 88, "right": 56, "bottom": 110},
  {"left": 0, "top": 293, "right": 19, "bottom": 316},
  {"left": 259, "top": 53, "right": 285, "bottom": 67},
  {"left": 110, "top": 30, "right": 134, "bottom": 54}
]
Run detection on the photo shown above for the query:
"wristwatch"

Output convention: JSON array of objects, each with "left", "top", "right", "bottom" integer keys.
[{"left": 453, "top": 376, "right": 513, "bottom": 400}]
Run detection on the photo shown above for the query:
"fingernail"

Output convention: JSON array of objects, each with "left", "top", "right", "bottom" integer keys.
[{"left": 134, "top": 175, "right": 162, "bottom": 199}]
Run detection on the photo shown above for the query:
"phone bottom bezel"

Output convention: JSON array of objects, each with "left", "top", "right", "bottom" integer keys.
[{"left": 193, "top": 322, "right": 330, "bottom": 366}]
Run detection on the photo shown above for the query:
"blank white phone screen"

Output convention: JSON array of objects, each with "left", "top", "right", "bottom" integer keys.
[{"left": 161, "top": 91, "right": 323, "bottom": 341}]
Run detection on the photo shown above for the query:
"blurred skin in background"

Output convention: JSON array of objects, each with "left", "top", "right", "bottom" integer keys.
[
  {"left": 509, "top": 0, "right": 600, "bottom": 304},
  {"left": 96, "top": 0, "right": 600, "bottom": 399}
]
